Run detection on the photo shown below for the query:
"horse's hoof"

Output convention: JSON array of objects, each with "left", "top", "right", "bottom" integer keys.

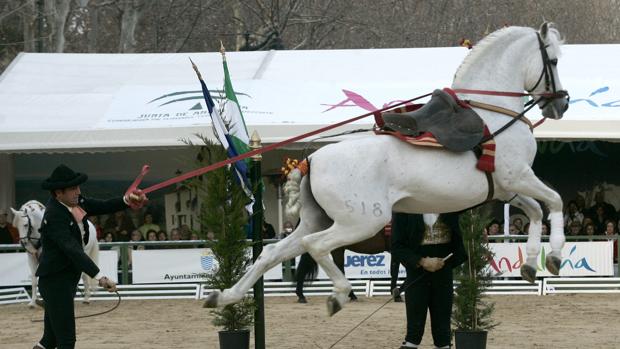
[
  {"left": 326, "top": 295, "right": 342, "bottom": 317},
  {"left": 203, "top": 291, "right": 220, "bottom": 308},
  {"left": 35, "top": 299, "right": 45, "bottom": 308},
  {"left": 349, "top": 294, "right": 358, "bottom": 302},
  {"left": 297, "top": 296, "right": 307, "bottom": 304},
  {"left": 82, "top": 300, "right": 90, "bottom": 305},
  {"left": 545, "top": 255, "right": 562, "bottom": 275},
  {"left": 393, "top": 295, "right": 403, "bottom": 303},
  {"left": 28, "top": 303, "right": 36, "bottom": 309},
  {"left": 520, "top": 264, "right": 537, "bottom": 284}
]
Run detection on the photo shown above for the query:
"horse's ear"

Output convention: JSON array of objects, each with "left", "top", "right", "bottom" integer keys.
[
  {"left": 10, "top": 207, "right": 19, "bottom": 215},
  {"left": 540, "top": 22, "right": 549, "bottom": 39}
]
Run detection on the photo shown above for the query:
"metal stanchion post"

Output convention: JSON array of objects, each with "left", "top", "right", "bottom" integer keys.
[{"left": 250, "top": 131, "right": 265, "bottom": 349}]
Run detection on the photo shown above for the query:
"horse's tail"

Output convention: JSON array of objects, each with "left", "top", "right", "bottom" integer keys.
[
  {"left": 296, "top": 252, "right": 319, "bottom": 283},
  {"left": 284, "top": 161, "right": 307, "bottom": 218}
]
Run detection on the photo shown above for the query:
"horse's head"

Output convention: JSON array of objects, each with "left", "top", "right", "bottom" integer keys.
[
  {"left": 11, "top": 201, "right": 45, "bottom": 254},
  {"left": 526, "top": 22, "right": 570, "bottom": 119}
]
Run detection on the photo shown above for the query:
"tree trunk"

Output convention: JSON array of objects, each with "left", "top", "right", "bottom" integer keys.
[
  {"left": 52, "top": 0, "right": 71, "bottom": 53},
  {"left": 87, "top": 2, "right": 98, "bottom": 53},
  {"left": 21, "top": 0, "right": 37, "bottom": 52},
  {"left": 119, "top": 0, "right": 143, "bottom": 53}
]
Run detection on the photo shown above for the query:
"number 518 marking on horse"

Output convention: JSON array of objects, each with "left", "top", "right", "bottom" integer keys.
[{"left": 344, "top": 200, "right": 383, "bottom": 217}]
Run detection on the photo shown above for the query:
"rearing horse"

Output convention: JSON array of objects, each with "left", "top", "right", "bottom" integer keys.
[{"left": 205, "top": 23, "right": 569, "bottom": 316}]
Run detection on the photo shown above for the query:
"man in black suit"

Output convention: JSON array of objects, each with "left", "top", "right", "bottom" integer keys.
[
  {"left": 33, "top": 164, "right": 146, "bottom": 349},
  {"left": 392, "top": 212, "right": 467, "bottom": 349}
]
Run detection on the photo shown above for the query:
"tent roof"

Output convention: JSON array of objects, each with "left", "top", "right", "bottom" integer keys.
[{"left": 0, "top": 44, "right": 619, "bottom": 153}]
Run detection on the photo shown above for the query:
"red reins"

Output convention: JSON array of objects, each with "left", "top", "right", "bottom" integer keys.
[{"left": 138, "top": 93, "right": 432, "bottom": 195}]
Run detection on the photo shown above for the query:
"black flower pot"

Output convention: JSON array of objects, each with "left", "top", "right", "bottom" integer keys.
[
  {"left": 218, "top": 329, "right": 250, "bottom": 349},
  {"left": 454, "top": 330, "right": 487, "bottom": 349}
]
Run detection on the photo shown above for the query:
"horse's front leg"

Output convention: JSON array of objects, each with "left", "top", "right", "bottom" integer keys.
[
  {"left": 506, "top": 168, "right": 565, "bottom": 276},
  {"left": 204, "top": 228, "right": 309, "bottom": 308},
  {"left": 27, "top": 253, "right": 38, "bottom": 308},
  {"left": 510, "top": 194, "right": 544, "bottom": 283},
  {"left": 82, "top": 274, "right": 91, "bottom": 304}
]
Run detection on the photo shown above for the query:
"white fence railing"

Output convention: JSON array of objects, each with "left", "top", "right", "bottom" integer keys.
[
  {"left": 0, "top": 287, "right": 31, "bottom": 305},
  {"left": 4, "top": 277, "right": 620, "bottom": 305}
]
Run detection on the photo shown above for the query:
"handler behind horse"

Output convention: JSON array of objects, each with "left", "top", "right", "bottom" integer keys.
[
  {"left": 392, "top": 212, "right": 467, "bottom": 349},
  {"left": 33, "top": 164, "right": 146, "bottom": 349}
]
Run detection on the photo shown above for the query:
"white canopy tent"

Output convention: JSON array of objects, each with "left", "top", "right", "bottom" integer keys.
[
  {"left": 1, "top": 45, "right": 620, "bottom": 222},
  {"left": 1, "top": 44, "right": 619, "bottom": 154}
]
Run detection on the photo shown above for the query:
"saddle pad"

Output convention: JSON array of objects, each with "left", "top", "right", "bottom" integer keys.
[{"left": 375, "top": 127, "right": 496, "bottom": 173}]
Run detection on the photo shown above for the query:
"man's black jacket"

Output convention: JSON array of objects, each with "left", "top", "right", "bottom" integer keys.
[{"left": 36, "top": 196, "right": 127, "bottom": 278}]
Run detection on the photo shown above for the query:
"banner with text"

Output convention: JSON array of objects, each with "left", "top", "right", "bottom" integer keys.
[
  {"left": 0, "top": 251, "right": 118, "bottom": 286},
  {"left": 488, "top": 241, "right": 614, "bottom": 277},
  {"left": 295, "top": 251, "right": 407, "bottom": 280},
  {"left": 294, "top": 241, "right": 613, "bottom": 280},
  {"left": 131, "top": 248, "right": 282, "bottom": 284}
]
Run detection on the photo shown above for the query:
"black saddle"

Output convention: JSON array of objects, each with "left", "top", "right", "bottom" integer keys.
[{"left": 382, "top": 89, "right": 484, "bottom": 152}]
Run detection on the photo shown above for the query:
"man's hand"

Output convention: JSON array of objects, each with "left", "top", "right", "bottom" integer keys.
[
  {"left": 419, "top": 257, "right": 445, "bottom": 272},
  {"left": 124, "top": 188, "right": 148, "bottom": 210},
  {"left": 98, "top": 276, "right": 117, "bottom": 292}
]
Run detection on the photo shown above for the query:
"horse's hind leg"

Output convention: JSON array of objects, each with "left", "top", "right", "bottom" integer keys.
[
  {"left": 302, "top": 220, "right": 387, "bottom": 316},
  {"left": 511, "top": 194, "right": 544, "bottom": 283}
]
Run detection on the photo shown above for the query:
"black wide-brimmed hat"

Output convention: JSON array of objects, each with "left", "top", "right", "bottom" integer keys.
[{"left": 41, "top": 164, "right": 88, "bottom": 190}]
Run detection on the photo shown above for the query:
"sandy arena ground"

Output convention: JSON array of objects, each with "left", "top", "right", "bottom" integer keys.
[{"left": 1, "top": 294, "right": 620, "bottom": 348}]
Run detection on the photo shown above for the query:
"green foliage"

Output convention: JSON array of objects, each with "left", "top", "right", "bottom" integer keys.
[
  {"left": 452, "top": 209, "right": 498, "bottom": 331},
  {"left": 190, "top": 136, "right": 255, "bottom": 331}
]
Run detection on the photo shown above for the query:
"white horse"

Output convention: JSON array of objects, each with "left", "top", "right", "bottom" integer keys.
[
  {"left": 11, "top": 200, "right": 100, "bottom": 307},
  {"left": 205, "top": 23, "right": 570, "bottom": 315}
]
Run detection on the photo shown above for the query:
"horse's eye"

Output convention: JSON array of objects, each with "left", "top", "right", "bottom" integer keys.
[{"left": 548, "top": 58, "right": 558, "bottom": 66}]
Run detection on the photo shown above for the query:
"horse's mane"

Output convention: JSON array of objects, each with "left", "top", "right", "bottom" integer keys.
[{"left": 455, "top": 25, "right": 563, "bottom": 79}]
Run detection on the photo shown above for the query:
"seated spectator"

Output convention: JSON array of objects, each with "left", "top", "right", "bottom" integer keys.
[
  {"left": 157, "top": 231, "right": 168, "bottom": 241},
  {"left": 592, "top": 205, "right": 609, "bottom": 235},
  {"left": 603, "top": 220, "right": 618, "bottom": 263},
  {"left": 89, "top": 215, "right": 104, "bottom": 241},
  {"left": 190, "top": 232, "right": 200, "bottom": 240},
  {"left": 103, "top": 232, "right": 115, "bottom": 242},
  {"left": 508, "top": 224, "right": 519, "bottom": 235},
  {"left": 145, "top": 230, "right": 158, "bottom": 249},
  {"left": 170, "top": 228, "right": 181, "bottom": 241},
  {"left": 588, "top": 191, "right": 616, "bottom": 222},
  {"left": 130, "top": 230, "right": 145, "bottom": 250},
  {"left": 138, "top": 213, "right": 161, "bottom": 236},
  {"left": 541, "top": 221, "right": 550, "bottom": 236},
  {"left": 567, "top": 221, "right": 582, "bottom": 236},
  {"left": 206, "top": 230, "right": 216, "bottom": 241},
  {"left": 262, "top": 221, "right": 276, "bottom": 239},
  {"left": 487, "top": 220, "right": 500, "bottom": 236},
  {"left": 105, "top": 211, "right": 135, "bottom": 242},
  {"left": 564, "top": 200, "right": 584, "bottom": 229},
  {"left": 180, "top": 224, "right": 192, "bottom": 240},
  {"left": 281, "top": 221, "right": 295, "bottom": 239},
  {"left": 584, "top": 223, "right": 596, "bottom": 241},
  {"left": 0, "top": 208, "right": 18, "bottom": 244},
  {"left": 510, "top": 215, "right": 528, "bottom": 234}
]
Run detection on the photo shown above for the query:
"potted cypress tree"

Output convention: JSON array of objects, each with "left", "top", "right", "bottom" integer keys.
[
  {"left": 452, "top": 209, "right": 498, "bottom": 349},
  {"left": 191, "top": 140, "right": 255, "bottom": 349}
]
